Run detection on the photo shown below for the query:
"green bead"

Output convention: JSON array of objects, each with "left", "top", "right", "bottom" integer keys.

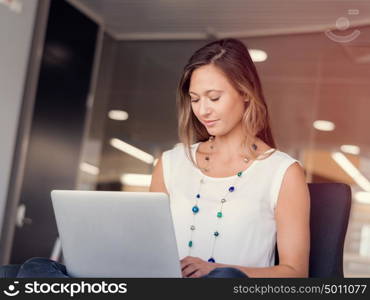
[
  {"left": 214, "top": 231, "right": 219, "bottom": 237},
  {"left": 188, "top": 240, "right": 193, "bottom": 247},
  {"left": 217, "top": 212, "right": 222, "bottom": 218},
  {"left": 237, "top": 171, "right": 242, "bottom": 177}
]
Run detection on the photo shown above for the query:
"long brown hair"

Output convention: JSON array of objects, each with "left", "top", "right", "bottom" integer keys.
[{"left": 176, "top": 38, "right": 276, "bottom": 165}]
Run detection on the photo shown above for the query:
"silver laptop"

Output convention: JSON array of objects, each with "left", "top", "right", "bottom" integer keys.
[{"left": 51, "top": 190, "right": 182, "bottom": 278}]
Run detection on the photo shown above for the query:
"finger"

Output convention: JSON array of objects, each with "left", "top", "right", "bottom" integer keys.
[
  {"left": 182, "top": 264, "right": 199, "bottom": 278},
  {"left": 182, "top": 264, "right": 195, "bottom": 277},
  {"left": 181, "top": 261, "right": 191, "bottom": 270},
  {"left": 189, "top": 270, "right": 202, "bottom": 278},
  {"left": 180, "top": 257, "right": 196, "bottom": 270},
  {"left": 180, "top": 256, "right": 192, "bottom": 262},
  {"left": 180, "top": 256, "right": 190, "bottom": 267}
]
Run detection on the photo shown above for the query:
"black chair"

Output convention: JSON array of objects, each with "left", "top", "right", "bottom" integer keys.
[{"left": 275, "top": 183, "right": 352, "bottom": 277}]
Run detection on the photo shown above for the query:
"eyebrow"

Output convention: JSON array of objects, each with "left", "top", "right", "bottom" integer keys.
[{"left": 189, "top": 89, "right": 223, "bottom": 96}]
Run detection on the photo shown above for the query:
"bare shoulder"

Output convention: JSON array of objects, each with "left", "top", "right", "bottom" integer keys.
[
  {"left": 277, "top": 161, "right": 309, "bottom": 202},
  {"left": 283, "top": 162, "right": 307, "bottom": 184},
  {"left": 275, "top": 161, "right": 310, "bottom": 277},
  {"left": 149, "top": 154, "right": 169, "bottom": 195}
]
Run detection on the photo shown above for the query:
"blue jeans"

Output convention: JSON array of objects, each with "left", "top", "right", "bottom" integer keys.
[
  {"left": 16, "top": 257, "right": 69, "bottom": 278},
  {"left": 201, "top": 267, "right": 248, "bottom": 278},
  {"left": 1, "top": 257, "right": 248, "bottom": 278}
]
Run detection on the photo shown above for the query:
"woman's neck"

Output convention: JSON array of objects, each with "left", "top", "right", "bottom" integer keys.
[{"left": 211, "top": 126, "right": 258, "bottom": 161}]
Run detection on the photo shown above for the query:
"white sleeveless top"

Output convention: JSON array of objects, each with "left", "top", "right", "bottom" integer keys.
[{"left": 162, "top": 142, "right": 300, "bottom": 267}]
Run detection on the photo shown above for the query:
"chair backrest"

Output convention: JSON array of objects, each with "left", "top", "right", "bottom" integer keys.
[{"left": 275, "top": 183, "right": 352, "bottom": 277}]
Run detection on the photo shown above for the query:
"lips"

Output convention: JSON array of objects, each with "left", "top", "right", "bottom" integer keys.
[{"left": 203, "top": 120, "right": 218, "bottom": 126}]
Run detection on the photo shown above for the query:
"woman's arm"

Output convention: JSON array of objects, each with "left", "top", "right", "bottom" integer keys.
[
  {"left": 149, "top": 154, "right": 169, "bottom": 195},
  {"left": 216, "top": 162, "right": 311, "bottom": 277}
]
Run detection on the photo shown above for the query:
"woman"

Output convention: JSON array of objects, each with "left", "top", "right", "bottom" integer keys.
[
  {"left": 0, "top": 38, "right": 310, "bottom": 278},
  {"left": 150, "top": 38, "right": 310, "bottom": 278}
]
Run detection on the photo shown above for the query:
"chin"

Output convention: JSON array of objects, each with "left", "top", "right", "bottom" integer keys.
[{"left": 207, "top": 128, "right": 225, "bottom": 137}]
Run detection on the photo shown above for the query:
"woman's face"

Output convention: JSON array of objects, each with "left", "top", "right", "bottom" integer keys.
[{"left": 189, "top": 64, "right": 246, "bottom": 137}]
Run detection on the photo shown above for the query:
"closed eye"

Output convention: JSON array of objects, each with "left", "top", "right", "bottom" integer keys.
[{"left": 190, "top": 97, "right": 219, "bottom": 103}]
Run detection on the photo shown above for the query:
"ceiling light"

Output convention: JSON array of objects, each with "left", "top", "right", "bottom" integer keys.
[
  {"left": 340, "top": 144, "right": 360, "bottom": 155},
  {"left": 121, "top": 173, "right": 152, "bottom": 187},
  {"left": 313, "top": 120, "right": 335, "bottom": 131},
  {"left": 355, "top": 191, "right": 370, "bottom": 204},
  {"left": 331, "top": 152, "right": 370, "bottom": 191},
  {"left": 108, "top": 110, "right": 129, "bottom": 121},
  {"left": 79, "top": 162, "right": 99, "bottom": 175},
  {"left": 110, "top": 138, "right": 154, "bottom": 164},
  {"left": 249, "top": 49, "right": 267, "bottom": 62}
]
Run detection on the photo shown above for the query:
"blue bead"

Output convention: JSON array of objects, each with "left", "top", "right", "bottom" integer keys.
[
  {"left": 196, "top": 194, "right": 200, "bottom": 198},
  {"left": 208, "top": 258, "right": 216, "bottom": 263},
  {"left": 192, "top": 205, "right": 199, "bottom": 213},
  {"left": 214, "top": 231, "right": 219, "bottom": 237},
  {"left": 229, "top": 186, "right": 235, "bottom": 192}
]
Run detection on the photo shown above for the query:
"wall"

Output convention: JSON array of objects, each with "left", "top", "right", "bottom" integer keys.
[
  {"left": 9, "top": 0, "right": 98, "bottom": 263},
  {"left": 0, "top": 0, "right": 39, "bottom": 240}
]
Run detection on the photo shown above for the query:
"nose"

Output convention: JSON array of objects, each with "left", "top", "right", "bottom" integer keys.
[{"left": 198, "top": 98, "right": 212, "bottom": 117}]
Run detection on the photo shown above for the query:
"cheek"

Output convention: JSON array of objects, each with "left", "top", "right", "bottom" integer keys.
[
  {"left": 190, "top": 103, "right": 197, "bottom": 115},
  {"left": 221, "top": 99, "right": 241, "bottom": 115},
  {"left": 191, "top": 103, "right": 201, "bottom": 120},
  {"left": 221, "top": 100, "right": 245, "bottom": 122},
  {"left": 232, "top": 97, "right": 246, "bottom": 113}
]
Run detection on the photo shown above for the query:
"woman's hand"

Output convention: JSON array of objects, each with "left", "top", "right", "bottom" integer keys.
[{"left": 180, "top": 256, "right": 219, "bottom": 278}]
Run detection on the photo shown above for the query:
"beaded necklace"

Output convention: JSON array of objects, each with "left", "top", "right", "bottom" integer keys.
[{"left": 187, "top": 136, "right": 275, "bottom": 263}]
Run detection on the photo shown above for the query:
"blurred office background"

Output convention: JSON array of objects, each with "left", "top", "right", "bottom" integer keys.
[{"left": 0, "top": 0, "right": 370, "bottom": 276}]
